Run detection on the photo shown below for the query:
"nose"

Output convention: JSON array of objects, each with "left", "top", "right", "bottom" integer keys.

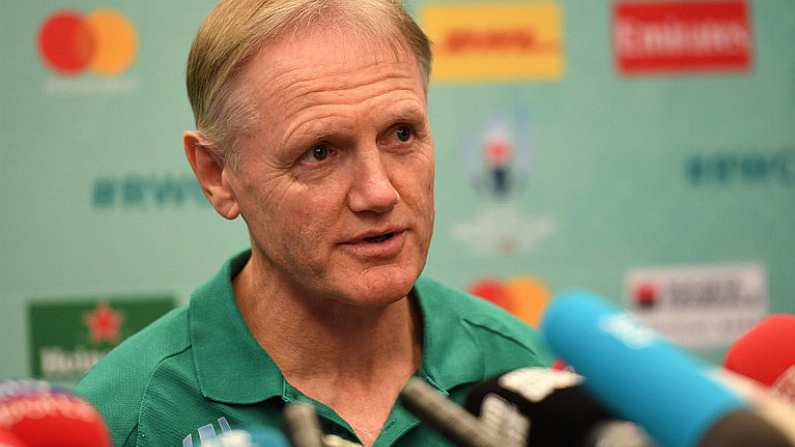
[{"left": 347, "top": 149, "right": 400, "bottom": 214}]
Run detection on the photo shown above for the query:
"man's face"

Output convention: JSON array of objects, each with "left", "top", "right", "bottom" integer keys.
[{"left": 225, "top": 25, "right": 434, "bottom": 306}]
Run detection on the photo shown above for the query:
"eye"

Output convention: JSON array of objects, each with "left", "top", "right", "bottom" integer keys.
[
  {"left": 395, "top": 125, "right": 412, "bottom": 142},
  {"left": 310, "top": 144, "right": 329, "bottom": 161},
  {"left": 299, "top": 143, "right": 333, "bottom": 165}
]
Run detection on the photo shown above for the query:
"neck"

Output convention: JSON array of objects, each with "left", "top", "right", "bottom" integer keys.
[{"left": 232, "top": 252, "right": 422, "bottom": 384}]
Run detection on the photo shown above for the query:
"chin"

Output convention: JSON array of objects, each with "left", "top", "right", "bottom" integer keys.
[{"left": 341, "top": 264, "right": 420, "bottom": 307}]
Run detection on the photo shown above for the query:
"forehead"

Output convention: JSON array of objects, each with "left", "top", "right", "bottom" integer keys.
[{"left": 237, "top": 23, "right": 426, "bottom": 112}]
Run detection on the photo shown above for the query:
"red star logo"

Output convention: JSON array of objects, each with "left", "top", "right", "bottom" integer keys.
[{"left": 83, "top": 302, "right": 124, "bottom": 344}]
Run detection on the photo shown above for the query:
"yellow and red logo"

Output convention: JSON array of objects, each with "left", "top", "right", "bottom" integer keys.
[
  {"left": 469, "top": 275, "right": 551, "bottom": 327},
  {"left": 37, "top": 9, "right": 137, "bottom": 76},
  {"left": 421, "top": 2, "right": 564, "bottom": 82}
]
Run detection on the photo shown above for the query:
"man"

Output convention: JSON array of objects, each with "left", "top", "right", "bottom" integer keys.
[{"left": 77, "top": 1, "right": 550, "bottom": 446}]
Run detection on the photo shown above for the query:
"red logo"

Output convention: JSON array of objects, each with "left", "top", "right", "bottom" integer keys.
[
  {"left": 631, "top": 282, "right": 659, "bottom": 309},
  {"left": 614, "top": 0, "right": 752, "bottom": 74},
  {"left": 468, "top": 276, "right": 551, "bottom": 327},
  {"left": 83, "top": 302, "right": 124, "bottom": 344},
  {"left": 37, "top": 9, "right": 137, "bottom": 76}
]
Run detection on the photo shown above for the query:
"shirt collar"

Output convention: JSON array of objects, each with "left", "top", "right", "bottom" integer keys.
[
  {"left": 190, "top": 250, "right": 486, "bottom": 404},
  {"left": 413, "top": 276, "right": 486, "bottom": 392},
  {"left": 190, "top": 250, "right": 284, "bottom": 404}
]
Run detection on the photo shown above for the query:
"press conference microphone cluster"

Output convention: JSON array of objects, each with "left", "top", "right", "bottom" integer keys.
[
  {"left": 0, "top": 379, "right": 111, "bottom": 447},
  {"left": 725, "top": 314, "right": 795, "bottom": 405},
  {"left": 281, "top": 402, "right": 361, "bottom": 447},
  {"left": 464, "top": 368, "right": 653, "bottom": 447},
  {"left": 542, "top": 290, "right": 795, "bottom": 447},
  {"left": 399, "top": 378, "right": 502, "bottom": 447}
]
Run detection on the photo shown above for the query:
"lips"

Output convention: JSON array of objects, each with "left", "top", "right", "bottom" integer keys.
[
  {"left": 345, "top": 228, "right": 405, "bottom": 245},
  {"left": 363, "top": 232, "right": 396, "bottom": 243},
  {"left": 341, "top": 228, "right": 407, "bottom": 257}
]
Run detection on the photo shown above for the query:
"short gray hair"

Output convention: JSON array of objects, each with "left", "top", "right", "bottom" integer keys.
[{"left": 186, "top": 0, "right": 432, "bottom": 167}]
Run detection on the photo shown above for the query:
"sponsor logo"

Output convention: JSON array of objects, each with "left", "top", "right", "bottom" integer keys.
[
  {"left": 625, "top": 262, "right": 768, "bottom": 348},
  {"left": 453, "top": 108, "right": 556, "bottom": 255},
  {"left": 421, "top": 2, "right": 564, "bottom": 82},
  {"left": 38, "top": 9, "right": 137, "bottom": 76},
  {"left": 28, "top": 297, "right": 175, "bottom": 381},
  {"left": 37, "top": 9, "right": 138, "bottom": 93},
  {"left": 469, "top": 276, "right": 551, "bottom": 327},
  {"left": 599, "top": 313, "right": 658, "bottom": 349},
  {"left": 92, "top": 174, "right": 208, "bottom": 209},
  {"left": 452, "top": 206, "right": 556, "bottom": 256},
  {"left": 83, "top": 302, "right": 124, "bottom": 344},
  {"left": 183, "top": 417, "right": 232, "bottom": 447},
  {"left": 465, "top": 108, "right": 533, "bottom": 200},
  {"left": 614, "top": 0, "right": 752, "bottom": 74},
  {"left": 685, "top": 149, "right": 795, "bottom": 186}
]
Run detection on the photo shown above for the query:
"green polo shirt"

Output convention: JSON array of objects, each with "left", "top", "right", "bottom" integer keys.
[{"left": 76, "top": 250, "right": 553, "bottom": 447}]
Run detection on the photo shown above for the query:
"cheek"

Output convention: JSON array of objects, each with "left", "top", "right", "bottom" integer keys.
[{"left": 269, "top": 183, "right": 345, "bottom": 249}]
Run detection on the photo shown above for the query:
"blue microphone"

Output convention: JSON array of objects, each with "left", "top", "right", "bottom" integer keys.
[{"left": 542, "top": 290, "right": 792, "bottom": 447}]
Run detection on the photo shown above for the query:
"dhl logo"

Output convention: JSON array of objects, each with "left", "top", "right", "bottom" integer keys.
[{"left": 421, "top": 2, "right": 564, "bottom": 82}]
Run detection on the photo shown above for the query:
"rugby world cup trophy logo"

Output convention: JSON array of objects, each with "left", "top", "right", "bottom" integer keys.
[
  {"left": 453, "top": 107, "right": 555, "bottom": 256},
  {"left": 465, "top": 108, "right": 533, "bottom": 200}
]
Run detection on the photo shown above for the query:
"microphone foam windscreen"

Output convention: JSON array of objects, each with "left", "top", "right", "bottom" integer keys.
[
  {"left": 725, "top": 315, "right": 795, "bottom": 387},
  {"left": 0, "top": 428, "right": 25, "bottom": 447},
  {"left": 0, "top": 380, "right": 111, "bottom": 447}
]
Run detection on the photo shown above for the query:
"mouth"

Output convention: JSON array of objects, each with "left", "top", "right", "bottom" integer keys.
[
  {"left": 363, "top": 232, "right": 398, "bottom": 244},
  {"left": 341, "top": 229, "right": 407, "bottom": 258}
]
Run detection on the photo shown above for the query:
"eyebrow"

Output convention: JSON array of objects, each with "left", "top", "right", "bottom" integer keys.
[{"left": 381, "top": 100, "right": 426, "bottom": 124}]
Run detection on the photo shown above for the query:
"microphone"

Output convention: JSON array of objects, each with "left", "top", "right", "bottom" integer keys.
[
  {"left": 464, "top": 367, "right": 653, "bottom": 447},
  {"left": 199, "top": 427, "right": 288, "bottom": 447},
  {"left": 542, "top": 290, "right": 793, "bottom": 447},
  {"left": 709, "top": 369, "right": 795, "bottom": 443},
  {"left": 282, "top": 403, "right": 362, "bottom": 447},
  {"left": 725, "top": 314, "right": 795, "bottom": 404},
  {"left": 0, "top": 379, "right": 111, "bottom": 447},
  {"left": 0, "top": 428, "right": 25, "bottom": 447},
  {"left": 283, "top": 403, "right": 324, "bottom": 447},
  {"left": 399, "top": 377, "right": 501, "bottom": 447}
]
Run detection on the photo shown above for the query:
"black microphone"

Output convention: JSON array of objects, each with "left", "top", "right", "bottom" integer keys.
[{"left": 464, "top": 367, "right": 653, "bottom": 447}]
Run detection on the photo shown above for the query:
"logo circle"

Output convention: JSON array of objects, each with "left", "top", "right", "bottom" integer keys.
[
  {"left": 38, "top": 9, "right": 137, "bottom": 76},
  {"left": 469, "top": 275, "right": 551, "bottom": 327}
]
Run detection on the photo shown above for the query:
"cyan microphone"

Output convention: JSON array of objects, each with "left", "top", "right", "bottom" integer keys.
[
  {"left": 464, "top": 367, "right": 653, "bottom": 447},
  {"left": 399, "top": 377, "right": 502, "bottom": 447},
  {"left": 0, "top": 379, "right": 111, "bottom": 447},
  {"left": 542, "top": 290, "right": 793, "bottom": 447}
]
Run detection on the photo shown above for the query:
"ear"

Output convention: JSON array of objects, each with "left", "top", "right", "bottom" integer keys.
[{"left": 183, "top": 131, "right": 240, "bottom": 220}]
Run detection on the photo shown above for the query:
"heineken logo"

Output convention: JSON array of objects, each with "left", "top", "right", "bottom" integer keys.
[
  {"left": 28, "top": 296, "right": 175, "bottom": 381},
  {"left": 83, "top": 302, "right": 124, "bottom": 344}
]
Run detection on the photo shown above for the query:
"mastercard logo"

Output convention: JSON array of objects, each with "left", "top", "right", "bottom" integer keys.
[
  {"left": 468, "top": 276, "right": 551, "bottom": 327},
  {"left": 38, "top": 9, "right": 137, "bottom": 76}
]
